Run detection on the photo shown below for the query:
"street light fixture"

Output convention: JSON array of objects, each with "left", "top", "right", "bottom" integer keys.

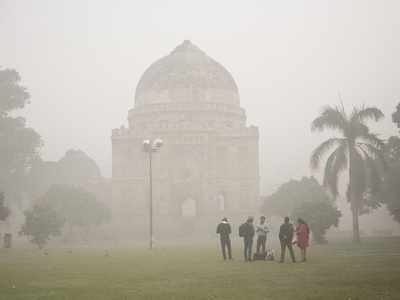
[{"left": 143, "top": 138, "right": 163, "bottom": 249}]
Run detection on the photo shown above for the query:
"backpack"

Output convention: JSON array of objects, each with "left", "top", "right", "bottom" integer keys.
[
  {"left": 253, "top": 252, "right": 266, "bottom": 261},
  {"left": 238, "top": 223, "right": 246, "bottom": 237}
]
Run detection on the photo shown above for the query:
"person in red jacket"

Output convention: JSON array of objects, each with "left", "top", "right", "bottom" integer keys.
[{"left": 295, "top": 218, "right": 310, "bottom": 262}]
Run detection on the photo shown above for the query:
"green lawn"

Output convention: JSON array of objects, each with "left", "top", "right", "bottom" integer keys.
[{"left": 1, "top": 237, "right": 400, "bottom": 300}]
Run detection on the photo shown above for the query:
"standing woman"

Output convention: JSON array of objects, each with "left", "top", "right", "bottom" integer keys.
[{"left": 296, "top": 218, "right": 310, "bottom": 262}]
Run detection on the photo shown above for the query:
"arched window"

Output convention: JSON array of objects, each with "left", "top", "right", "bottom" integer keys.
[
  {"left": 181, "top": 197, "right": 196, "bottom": 217},
  {"left": 217, "top": 193, "right": 225, "bottom": 211}
]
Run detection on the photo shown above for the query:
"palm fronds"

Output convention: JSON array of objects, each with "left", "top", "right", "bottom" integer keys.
[
  {"left": 351, "top": 106, "right": 384, "bottom": 123},
  {"left": 311, "top": 106, "right": 347, "bottom": 132},
  {"left": 322, "top": 143, "right": 348, "bottom": 197},
  {"left": 310, "top": 138, "right": 346, "bottom": 170}
]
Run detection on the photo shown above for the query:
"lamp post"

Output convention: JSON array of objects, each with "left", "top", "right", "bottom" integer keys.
[{"left": 143, "top": 138, "right": 163, "bottom": 249}]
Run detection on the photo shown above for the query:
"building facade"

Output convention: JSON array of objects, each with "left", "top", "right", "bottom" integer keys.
[{"left": 111, "top": 40, "right": 259, "bottom": 238}]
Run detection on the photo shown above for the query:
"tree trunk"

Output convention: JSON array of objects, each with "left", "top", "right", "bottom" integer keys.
[
  {"left": 349, "top": 144, "right": 361, "bottom": 243},
  {"left": 351, "top": 205, "right": 360, "bottom": 243}
]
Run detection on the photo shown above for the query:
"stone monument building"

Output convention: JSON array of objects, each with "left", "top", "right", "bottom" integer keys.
[{"left": 112, "top": 40, "right": 259, "bottom": 238}]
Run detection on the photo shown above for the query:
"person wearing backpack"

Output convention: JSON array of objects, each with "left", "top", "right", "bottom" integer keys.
[
  {"left": 216, "top": 217, "right": 232, "bottom": 260},
  {"left": 239, "top": 217, "right": 255, "bottom": 262}
]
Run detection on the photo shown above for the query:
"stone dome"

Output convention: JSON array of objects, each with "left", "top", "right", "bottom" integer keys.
[{"left": 134, "top": 40, "right": 240, "bottom": 107}]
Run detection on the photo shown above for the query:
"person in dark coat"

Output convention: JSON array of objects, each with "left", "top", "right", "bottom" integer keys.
[
  {"left": 279, "top": 217, "right": 296, "bottom": 263},
  {"left": 216, "top": 217, "right": 232, "bottom": 260},
  {"left": 239, "top": 217, "right": 255, "bottom": 261}
]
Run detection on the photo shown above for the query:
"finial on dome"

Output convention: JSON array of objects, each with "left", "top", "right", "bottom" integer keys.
[{"left": 172, "top": 40, "right": 202, "bottom": 54}]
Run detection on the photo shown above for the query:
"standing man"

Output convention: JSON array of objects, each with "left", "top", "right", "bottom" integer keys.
[
  {"left": 239, "top": 217, "right": 255, "bottom": 262},
  {"left": 279, "top": 217, "right": 296, "bottom": 263},
  {"left": 256, "top": 216, "right": 269, "bottom": 254},
  {"left": 216, "top": 217, "right": 232, "bottom": 260}
]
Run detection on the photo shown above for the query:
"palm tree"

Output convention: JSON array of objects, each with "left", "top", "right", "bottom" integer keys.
[{"left": 310, "top": 105, "right": 385, "bottom": 242}]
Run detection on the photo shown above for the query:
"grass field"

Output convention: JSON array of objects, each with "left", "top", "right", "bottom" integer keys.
[{"left": 0, "top": 237, "right": 400, "bottom": 300}]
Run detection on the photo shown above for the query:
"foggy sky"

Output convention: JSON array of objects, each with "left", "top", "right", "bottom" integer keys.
[{"left": 1, "top": 0, "right": 399, "bottom": 195}]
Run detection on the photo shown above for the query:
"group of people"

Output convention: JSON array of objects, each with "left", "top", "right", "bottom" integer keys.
[{"left": 216, "top": 216, "right": 310, "bottom": 263}]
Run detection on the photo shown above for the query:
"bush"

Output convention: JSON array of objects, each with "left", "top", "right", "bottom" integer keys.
[{"left": 291, "top": 200, "right": 341, "bottom": 243}]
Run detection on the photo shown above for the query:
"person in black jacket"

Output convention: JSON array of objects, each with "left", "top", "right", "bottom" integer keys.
[
  {"left": 239, "top": 217, "right": 255, "bottom": 261},
  {"left": 216, "top": 217, "right": 232, "bottom": 260},
  {"left": 279, "top": 217, "right": 296, "bottom": 263}
]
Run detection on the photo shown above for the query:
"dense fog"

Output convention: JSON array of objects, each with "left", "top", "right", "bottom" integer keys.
[{"left": 1, "top": 0, "right": 400, "bottom": 242}]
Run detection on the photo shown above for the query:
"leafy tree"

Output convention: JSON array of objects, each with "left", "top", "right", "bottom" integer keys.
[
  {"left": 26, "top": 149, "right": 102, "bottom": 200},
  {"left": 20, "top": 202, "right": 65, "bottom": 249},
  {"left": 383, "top": 136, "right": 400, "bottom": 163},
  {"left": 382, "top": 163, "right": 400, "bottom": 223},
  {"left": 0, "top": 68, "right": 30, "bottom": 114},
  {"left": 291, "top": 200, "right": 341, "bottom": 244},
  {"left": 56, "top": 149, "right": 101, "bottom": 186},
  {"left": 310, "top": 105, "right": 385, "bottom": 242},
  {"left": 262, "top": 177, "right": 331, "bottom": 216},
  {"left": 0, "top": 68, "right": 42, "bottom": 205},
  {"left": 380, "top": 135, "right": 400, "bottom": 222},
  {"left": 41, "top": 185, "right": 110, "bottom": 229},
  {"left": 0, "top": 192, "right": 11, "bottom": 246},
  {"left": 262, "top": 177, "right": 341, "bottom": 243}
]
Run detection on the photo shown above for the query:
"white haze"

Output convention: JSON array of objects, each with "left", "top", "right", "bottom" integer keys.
[{"left": 1, "top": 0, "right": 399, "bottom": 230}]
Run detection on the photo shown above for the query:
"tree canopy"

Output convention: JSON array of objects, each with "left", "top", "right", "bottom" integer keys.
[
  {"left": 26, "top": 149, "right": 102, "bottom": 199},
  {"left": 379, "top": 135, "right": 400, "bottom": 223},
  {"left": 20, "top": 202, "right": 65, "bottom": 249},
  {"left": 41, "top": 184, "right": 110, "bottom": 228},
  {"left": 0, "top": 68, "right": 42, "bottom": 205},
  {"left": 0, "top": 68, "right": 30, "bottom": 115},
  {"left": 262, "top": 177, "right": 332, "bottom": 216},
  {"left": 262, "top": 177, "right": 341, "bottom": 243}
]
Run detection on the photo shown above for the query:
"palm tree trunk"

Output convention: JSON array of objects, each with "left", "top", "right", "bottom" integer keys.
[
  {"left": 351, "top": 205, "right": 360, "bottom": 243},
  {"left": 349, "top": 145, "right": 361, "bottom": 243}
]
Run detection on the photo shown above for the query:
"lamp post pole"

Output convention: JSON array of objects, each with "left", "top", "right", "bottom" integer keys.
[
  {"left": 143, "top": 138, "right": 163, "bottom": 250},
  {"left": 148, "top": 149, "right": 153, "bottom": 250}
]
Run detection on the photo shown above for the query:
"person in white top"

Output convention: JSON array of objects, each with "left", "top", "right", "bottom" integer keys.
[{"left": 256, "top": 216, "right": 269, "bottom": 254}]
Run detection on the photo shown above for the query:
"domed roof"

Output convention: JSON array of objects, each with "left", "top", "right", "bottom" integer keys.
[{"left": 134, "top": 40, "right": 239, "bottom": 107}]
